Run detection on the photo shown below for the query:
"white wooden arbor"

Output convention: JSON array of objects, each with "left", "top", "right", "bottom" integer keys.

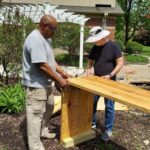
[{"left": 0, "top": 3, "right": 89, "bottom": 68}]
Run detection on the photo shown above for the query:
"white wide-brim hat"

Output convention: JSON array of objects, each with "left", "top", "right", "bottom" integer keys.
[{"left": 85, "top": 26, "right": 110, "bottom": 43}]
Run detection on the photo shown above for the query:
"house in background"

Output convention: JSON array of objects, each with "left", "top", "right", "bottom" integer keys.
[
  {"left": 2, "top": 0, "right": 123, "bottom": 40},
  {"left": 50, "top": 0, "right": 124, "bottom": 40}
]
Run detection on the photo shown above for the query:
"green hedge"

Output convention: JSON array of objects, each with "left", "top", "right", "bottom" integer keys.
[
  {"left": 115, "top": 39, "right": 125, "bottom": 51},
  {"left": 0, "top": 83, "right": 25, "bottom": 114},
  {"left": 126, "top": 41, "right": 143, "bottom": 54},
  {"left": 55, "top": 53, "right": 87, "bottom": 67}
]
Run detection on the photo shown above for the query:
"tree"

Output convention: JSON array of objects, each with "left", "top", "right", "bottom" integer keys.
[
  {"left": 116, "top": 0, "right": 150, "bottom": 45},
  {"left": 0, "top": 6, "right": 35, "bottom": 84},
  {"left": 52, "top": 22, "right": 81, "bottom": 65},
  {"left": 134, "top": 17, "right": 150, "bottom": 45}
]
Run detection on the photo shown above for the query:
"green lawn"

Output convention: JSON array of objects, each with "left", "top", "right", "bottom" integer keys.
[
  {"left": 125, "top": 54, "right": 149, "bottom": 64},
  {"left": 142, "top": 46, "right": 150, "bottom": 56}
]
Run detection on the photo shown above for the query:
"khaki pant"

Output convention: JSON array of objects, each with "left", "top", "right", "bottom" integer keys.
[{"left": 25, "top": 87, "right": 54, "bottom": 150}]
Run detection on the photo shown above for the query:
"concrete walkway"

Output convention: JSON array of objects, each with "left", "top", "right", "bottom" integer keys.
[{"left": 117, "top": 64, "right": 150, "bottom": 83}]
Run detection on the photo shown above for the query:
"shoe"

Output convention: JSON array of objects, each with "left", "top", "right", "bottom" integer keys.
[
  {"left": 92, "top": 121, "right": 96, "bottom": 129},
  {"left": 101, "top": 130, "right": 112, "bottom": 141},
  {"left": 92, "top": 124, "right": 96, "bottom": 129},
  {"left": 41, "top": 127, "right": 56, "bottom": 139},
  {"left": 41, "top": 132, "right": 56, "bottom": 139}
]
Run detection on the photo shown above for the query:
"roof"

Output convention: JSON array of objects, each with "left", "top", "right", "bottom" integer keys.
[
  {"left": 2, "top": 0, "right": 124, "bottom": 16},
  {"left": 2, "top": 0, "right": 115, "bottom": 8},
  {"left": 58, "top": 2, "right": 124, "bottom": 16}
]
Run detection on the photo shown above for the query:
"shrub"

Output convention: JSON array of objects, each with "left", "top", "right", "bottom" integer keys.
[
  {"left": 115, "top": 39, "right": 125, "bottom": 51},
  {"left": 55, "top": 53, "right": 87, "bottom": 67},
  {"left": 52, "top": 23, "right": 90, "bottom": 65},
  {"left": 52, "top": 23, "right": 80, "bottom": 65},
  {"left": 115, "top": 31, "right": 125, "bottom": 43},
  {"left": 0, "top": 7, "right": 36, "bottom": 85},
  {"left": 0, "top": 83, "right": 25, "bottom": 114},
  {"left": 126, "top": 41, "right": 143, "bottom": 54}
]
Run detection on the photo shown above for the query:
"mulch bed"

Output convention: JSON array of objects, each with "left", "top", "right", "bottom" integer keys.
[{"left": 0, "top": 110, "right": 150, "bottom": 150}]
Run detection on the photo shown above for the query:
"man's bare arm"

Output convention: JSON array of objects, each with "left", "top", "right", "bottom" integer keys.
[{"left": 39, "top": 62, "right": 68, "bottom": 87}]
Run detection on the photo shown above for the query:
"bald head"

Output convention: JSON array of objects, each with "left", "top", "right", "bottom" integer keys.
[
  {"left": 40, "top": 15, "right": 57, "bottom": 27},
  {"left": 39, "top": 15, "right": 57, "bottom": 38}
]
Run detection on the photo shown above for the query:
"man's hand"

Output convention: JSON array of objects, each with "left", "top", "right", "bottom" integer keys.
[
  {"left": 60, "top": 71, "right": 70, "bottom": 79},
  {"left": 58, "top": 79, "right": 69, "bottom": 88},
  {"left": 101, "top": 75, "right": 111, "bottom": 79},
  {"left": 55, "top": 78, "right": 69, "bottom": 92},
  {"left": 85, "top": 68, "right": 94, "bottom": 76}
]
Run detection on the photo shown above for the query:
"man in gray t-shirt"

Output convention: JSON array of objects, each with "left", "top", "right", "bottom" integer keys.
[
  {"left": 22, "top": 29, "right": 56, "bottom": 88},
  {"left": 22, "top": 15, "right": 68, "bottom": 150}
]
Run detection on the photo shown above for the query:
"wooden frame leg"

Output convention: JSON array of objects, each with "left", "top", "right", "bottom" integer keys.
[{"left": 60, "top": 86, "right": 96, "bottom": 148}]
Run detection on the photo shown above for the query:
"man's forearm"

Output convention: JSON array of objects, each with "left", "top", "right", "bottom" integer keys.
[
  {"left": 110, "top": 57, "right": 124, "bottom": 77},
  {"left": 110, "top": 65, "right": 123, "bottom": 77},
  {"left": 39, "top": 63, "right": 62, "bottom": 84},
  {"left": 87, "top": 59, "right": 93, "bottom": 69},
  {"left": 55, "top": 62, "right": 64, "bottom": 74}
]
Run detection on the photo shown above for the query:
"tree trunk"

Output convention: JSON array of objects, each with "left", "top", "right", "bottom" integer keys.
[
  {"left": 125, "top": 0, "right": 132, "bottom": 45},
  {"left": 2, "top": 59, "right": 9, "bottom": 85},
  {"left": 0, "top": 73, "right": 3, "bottom": 83}
]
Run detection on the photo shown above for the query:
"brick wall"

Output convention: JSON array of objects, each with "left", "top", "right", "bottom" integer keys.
[{"left": 85, "top": 17, "right": 116, "bottom": 40}]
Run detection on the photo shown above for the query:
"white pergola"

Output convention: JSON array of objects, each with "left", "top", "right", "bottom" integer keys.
[{"left": 0, "top": 3, "right": 89, "bottom": 68}]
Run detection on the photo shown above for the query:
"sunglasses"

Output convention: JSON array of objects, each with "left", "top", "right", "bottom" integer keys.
[{"left": 45, "top": 24, "right": 57, "bottom": 32}]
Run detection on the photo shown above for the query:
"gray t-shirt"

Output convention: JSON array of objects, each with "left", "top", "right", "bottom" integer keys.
[{"left": 22, "top": 29, "right": 56, "bottom": 88}]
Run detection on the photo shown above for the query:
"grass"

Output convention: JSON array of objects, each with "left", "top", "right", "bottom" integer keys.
[
  {"left": 142, "top": 46, "right": 150, "bottom": 56},
  {"left": 125, "top": 54, "right": 149, "bottom": 64},
  {"left": 124, "top": 45, "right": 150, "bottom": 64}
]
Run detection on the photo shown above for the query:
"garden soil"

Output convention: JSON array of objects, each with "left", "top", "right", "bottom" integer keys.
[{"left": 0, "top": 110, "right": 150, "bottom": 150}]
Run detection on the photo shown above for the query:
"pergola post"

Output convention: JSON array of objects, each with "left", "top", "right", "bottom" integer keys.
[
  {"left": 79, "top": 25, "right": 84, "bottom": 69},
  {"left": 102, "top": 12, "right": 108, "bottom": 29}
]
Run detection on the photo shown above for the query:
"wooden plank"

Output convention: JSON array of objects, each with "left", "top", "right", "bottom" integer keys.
[
  {"left": 52, "top": 96, "right": 61, "bottom": 114},
  {"left": 68, "top": 76, "right": 150, "bottom": 113},
  {"left": 86, "top": 76, "right": 150, "bottom": 97},
  {"left": 70, "top": 78, "right": 150, "bottom": 112},
  {"left": 82, "top": 78, "right": 149, "bottom": 102},
  {"left": 62, "top": 129, "right": 96, "bottom": 148},
  {"left": 60, "top": 86, "right": 95, "bottom": 144},
  {"left": 60, "top": 88, "right": 71, "bottom": 142},
  {"left": 68, "top": 78, "right": 148, "bottom": 102}
]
